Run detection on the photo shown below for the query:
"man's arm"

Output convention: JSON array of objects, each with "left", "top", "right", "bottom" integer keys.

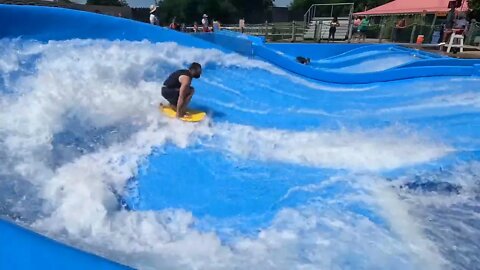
[{"left": 176, "top": 75, "right": 192, "bottom": 117}]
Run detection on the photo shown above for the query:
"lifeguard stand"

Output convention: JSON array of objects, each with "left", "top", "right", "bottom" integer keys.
[{"left": 446, "top": 32, "right": 464, "bottom": 53}]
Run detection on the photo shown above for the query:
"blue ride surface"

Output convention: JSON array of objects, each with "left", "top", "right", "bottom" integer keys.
[{"left": 1, "top": 4, "right": 480, "bottom": 270}]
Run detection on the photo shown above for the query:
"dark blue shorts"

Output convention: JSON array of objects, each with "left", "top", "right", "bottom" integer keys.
[{"left": 161, "top": 87, "right": 179, "bottom": 106}]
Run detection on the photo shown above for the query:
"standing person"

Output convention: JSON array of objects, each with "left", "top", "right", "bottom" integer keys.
[
  {"left": 358, "top": 16, "right": 370, "bottom": 43},
  {"left": 442, "top": 5, "right": 456, "bottom": 43},
  {"left": 353, "top": 16, "right": 361, "bottom": 31},
  {"left": 328, "top": 16, "right": 340, "bottom": 42},
  {"left": 201, "top": 14, "right": 209, "bottom": 32},
  {"left": 193, "top": 21, "right": 199, "bottom": 32},
  {"left": 181, "top": 23, "right": 187, "bottom": 32},
  {"left": 213, "top": 20, "right": 221, "bottom": 31},
  {"left": 352, "top": 16, "right": 362, "bottom": 41},
  {"left": 392, "top": 17, "right": 406, "bottom": 42},
  {"left": 162, "top": 63, "right": 202, "bottom": 118},
  {"left": 169, "top": 17, "right": 177, "bottom": 30},
  {"left": 149, "top": 5, "right": 159, "bottom": 25},
  {"left": 239, "top": 18, "right": 245, "bottom": 33}
]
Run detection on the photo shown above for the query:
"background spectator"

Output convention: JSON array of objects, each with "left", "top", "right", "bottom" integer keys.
[
  {"left": 357, "top": 16, "right": 370, "bottom": 43},
  {"left": 328, "top": 16, "right": 340, "bottom": 42},
  {"left": 352, "top": 16, "right": 361, "bottom": 40},
  {"left": 392, "top": 17, "right": 406, "bottom": 42},
  {"left": 202, "top": 14, "right": 209, "bottom": 32},
  {"left": 454, "top": 13, "right": 469, "bottom": 31},
  {"left": 149, "top": 5, "right": 159, "bottom": 25},
  {"left": 213, "top": 20, "right": 221, "bottom": 31},
  {"left": 239, "top": 18, "right": 245, "bottom": 33},
  {"left": 169, "top": 17, "right": 177, "bottom": 30}
]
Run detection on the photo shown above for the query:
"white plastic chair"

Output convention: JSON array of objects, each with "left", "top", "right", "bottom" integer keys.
[{"left": 447, "top": 33, "right": 464, "bottom": 53}]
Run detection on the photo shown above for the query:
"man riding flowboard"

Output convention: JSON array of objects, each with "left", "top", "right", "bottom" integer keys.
[{"left": 162, "top": 62, "right": 202, "bottom": 118}]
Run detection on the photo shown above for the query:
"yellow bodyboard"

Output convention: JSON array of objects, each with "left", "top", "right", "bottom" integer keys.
[{"left": 160, "top": 105, "right": 206, "bottom": 122}]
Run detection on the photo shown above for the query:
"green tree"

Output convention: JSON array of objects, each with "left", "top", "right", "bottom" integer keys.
[
  {"left": 468, "top": 0, "right": 480, "bottom": 20},
  {"left": 354, "top": 0, "right": 392, "bottom": 12},
  {"left": 86, "top": 0, "right": 128, "bottom": 6},
  {"left": 160, "top": 0, "right": 274, "bottom": 24},
  {"left": 230, "top": 0, "right": 274, "bottom": 18}
]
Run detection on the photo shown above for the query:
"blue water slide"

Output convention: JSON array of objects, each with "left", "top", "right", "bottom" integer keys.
[
  {"left": 195, "top": 30, "right": 480, "bottom": 84},
  {"left": 2, "top": 4, "right": 480, "bottom": 269}
]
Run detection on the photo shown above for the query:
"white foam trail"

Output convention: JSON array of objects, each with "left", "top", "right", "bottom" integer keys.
[
  {"left": 286, "top": 108, "right": 336, "bottom": 116},
  {"left": 278, "top": 175, "right": 448, "bottom": 269},
  {"left": 217, "top": 124, "right": 452, "bottom": 171},
  {"left": 378, "top": 92, "right": 480, "bottom": 113},
  {"left": 363, "top": 177, "right": 446, "bottom": 269},
  {"left": 204, "top": 79, "right": 244, "bottom": 97},
  {"left": 391, "top": 162, "right": 480, "bottom": 269},
  {"left": 335, "top": 55, "right": 415, "bottom": 73},
  {"left": 201, "top": 98, "right": 271, "bottom": 114}
]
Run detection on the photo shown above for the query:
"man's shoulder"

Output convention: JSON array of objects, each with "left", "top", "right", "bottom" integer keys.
[{"left": 178, "top": 72, "right": 192, "bottom": 81}]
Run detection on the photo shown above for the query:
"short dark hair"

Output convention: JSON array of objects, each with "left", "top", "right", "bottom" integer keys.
[{"left": 189, "top": 62, "right": 202, "bottom": 70}]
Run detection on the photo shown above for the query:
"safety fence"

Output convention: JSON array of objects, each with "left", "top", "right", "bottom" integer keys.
[
  {"left": 194, "top": 32, "right": 254, "bottom": 55},
  {"left": 186, "top": 20, "right": 480, "bottom": 46},
  {"left": 355, "top": 18, "right": 480, "bottom": 46},
  {"left": 465, "top": 21, "right": 480, "bottom": 46},
  {"left": 220, "top": 21, "right": 306, "bottom": 41}
]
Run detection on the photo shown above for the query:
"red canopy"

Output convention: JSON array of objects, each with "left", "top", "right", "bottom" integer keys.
[{"left": 354, "top": 0, "right": 469, "bottom": 16}]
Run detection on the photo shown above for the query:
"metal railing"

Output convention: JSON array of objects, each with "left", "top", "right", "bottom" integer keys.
[
  {"left": 353, "top": 20, "right": 480, "bottom": 46},
  {"left": 183, "top": 20, "right": 480, "bottom": 46},
  {"left": 219, "top": 21, "right": 305, "bottom": 41},
  {"left": 465, "top": 21, "right": 480, "bottom": 46},
  {"left": 303, "top": 3, "right": 354, "bottom": 29}
]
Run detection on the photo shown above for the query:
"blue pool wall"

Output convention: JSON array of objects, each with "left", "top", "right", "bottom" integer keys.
[
  {"left": 194, "top": 30, "right": 480, "bottom": 84},
  {"left": 0, "top": 218, "right": 132, "bottom": 270},
  {"left": 0, "top": 4, "right": 224, "bottom": 51}
]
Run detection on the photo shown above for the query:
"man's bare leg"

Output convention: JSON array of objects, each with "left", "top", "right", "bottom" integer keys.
[
  {"left": 181, "top": 87, "right": 195, "bottom": 114},
  {"left": 185, "top": 88, "right": 195, "bottom": 106}
]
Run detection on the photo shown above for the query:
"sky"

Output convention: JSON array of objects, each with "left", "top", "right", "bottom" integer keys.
[{"left": 72, "top": 0, "right": 293, "bottom": 8}]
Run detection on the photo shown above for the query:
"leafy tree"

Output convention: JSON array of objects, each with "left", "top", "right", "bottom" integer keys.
[
  {"left": 160, "top": 0, "right": 274, "bottom": 24},
  {"left": 230, "top": 0, "right": 274, "bottom": 18},
  {"left": 468, "top": 0, "right": 480, "bottom": 20},
  {"left": 354, "top": 0, "right": 392, "bottom": 12},
  {"left": 86, "top": 0, "right": 128, "bottom": 7}
]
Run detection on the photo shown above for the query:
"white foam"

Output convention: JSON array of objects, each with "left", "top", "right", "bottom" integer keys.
[
  {"left": 217, "top": 124, "right": 452, "bottom": 171},
  {"left": 391, "top": 161, "right": 480, "bottom": 269},
  {"left": 363, "top": 176, "right": 447, "bottom": 269},
  {"left": 335, "top": 55, "right": 415, "bottom": 73},
  {"left": 0, "top": 38, "right": 455, "bottom": 269}
]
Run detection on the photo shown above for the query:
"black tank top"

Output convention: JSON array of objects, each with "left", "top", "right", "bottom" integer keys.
[{"left": 163, "top": 69, "right": 191, "bottom": 89}]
